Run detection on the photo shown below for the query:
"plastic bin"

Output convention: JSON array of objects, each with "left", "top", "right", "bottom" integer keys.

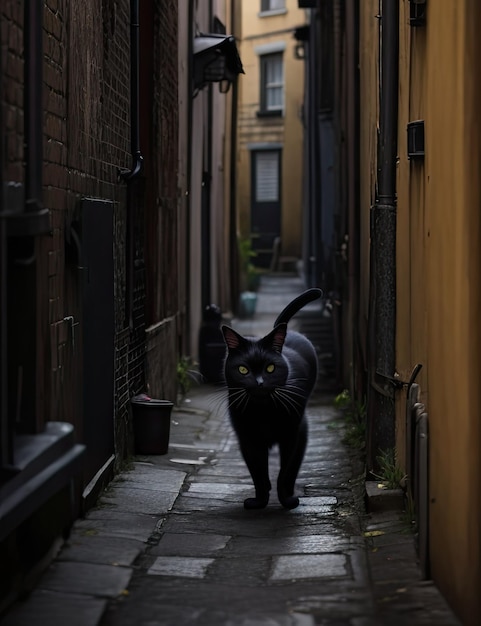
[{"left": 131, "top": 397, "right": 174, "bottom": 455}]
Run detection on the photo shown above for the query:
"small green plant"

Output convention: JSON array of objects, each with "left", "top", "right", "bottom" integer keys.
[
  {"left": 238, "top": 237, "right": 261, "bottom": 291},
  {"left": 177, "top": 356, "right": 193, "bottom": 397},
  {"left": 373, "top": 448, "right": 407, "bottom": 489},
  {"left": 334, "top": 389, "right": 367, "bottom": 450},
  {"left": 403, "top": 490, "right": 416, "bottom": 528}
]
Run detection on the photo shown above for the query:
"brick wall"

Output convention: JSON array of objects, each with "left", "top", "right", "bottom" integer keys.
[{"left": 1, "top": 0, "right": 181, "bottom": 476}]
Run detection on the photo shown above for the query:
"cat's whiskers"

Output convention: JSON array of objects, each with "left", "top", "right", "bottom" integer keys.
[
  {"left": 272, "top": 388, "right": 303, "bottom": 417},
  {"left": 204, "top": 387, "right": 230, "bottom": 414},
  {"left": 227, "top": 387, "right": 249, "bottom": 412}
]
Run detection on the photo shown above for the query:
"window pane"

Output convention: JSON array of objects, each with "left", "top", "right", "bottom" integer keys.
[
  {"left": 261, "top": 0, "right": 285, "bottom": 10},
  {"left": 266, "top": 86, "right": 283, "bottom": 110},
  {"left": 256, "top": 152, "right": 279, "bottom": 202},
  {"left": 266, "top": 57, "right": 282, "bottom": 83}
]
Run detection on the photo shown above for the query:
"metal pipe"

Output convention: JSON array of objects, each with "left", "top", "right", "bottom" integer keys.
[
  {"left": 229, "top": 0, "right": 240, "bottom": 314},
  {"left": 14, "top": 0, "right": 49, "bottom": 237},
  {"left": 0, "top": 40, "right": 10, "bottom": 466},
  {"left": 119, "top": 0, "right": 143, "bottom": 181},
  {"left": 367, "top": 0, "right": 399, "bottom": 467},
  {"left": 24, "top": 0, "right": 43, "bottom": 213}
]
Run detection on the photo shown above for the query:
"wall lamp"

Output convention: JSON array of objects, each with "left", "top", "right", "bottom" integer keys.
[{"left": 193, "top": 34, "right": 244, "bottom": 95}]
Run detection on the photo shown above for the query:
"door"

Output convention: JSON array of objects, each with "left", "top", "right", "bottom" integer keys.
[
  {"left": 80, "top": 198, "right": 115, "bottom": 485},
  {"left": 250, "top": 149, "right": 282, "bottom": 268}
]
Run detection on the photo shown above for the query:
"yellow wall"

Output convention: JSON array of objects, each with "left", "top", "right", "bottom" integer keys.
[
  {"left": 359, "top": 1, "right": 481, "bottom": 622},
  {"left": 423, "top": 2, "right": 481, "bottom": 621},
  {"left": 237, "top": 0, "right": 305, "bottom": 258}
]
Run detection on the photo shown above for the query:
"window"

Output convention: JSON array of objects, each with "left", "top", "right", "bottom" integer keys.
[
  {"left": 261, "top": 0, "right": 285, "bottom": 11},
  {"left": 259, "top": 53, "right": 284, "bottom": 115}
]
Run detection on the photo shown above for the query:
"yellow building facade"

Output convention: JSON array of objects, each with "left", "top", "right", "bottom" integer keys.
[{"left": 236, "top": 0, "right": 306, "bottom": 268}]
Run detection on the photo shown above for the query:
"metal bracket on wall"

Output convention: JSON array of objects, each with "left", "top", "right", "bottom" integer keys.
[{"left": 63, "top": 315, "right": 80, "bottom": 353}]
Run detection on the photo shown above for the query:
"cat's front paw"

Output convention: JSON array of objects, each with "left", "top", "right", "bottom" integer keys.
[
  {"left": 280, "top": 495, "right": 299, "bottom": 510},
  {"left": 244, "top": 496, "right": 269, "bottom": 510}
]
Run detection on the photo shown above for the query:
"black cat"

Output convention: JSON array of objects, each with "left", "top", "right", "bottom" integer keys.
[{"left": 222, "top": 288, "right": 322, "bottom": 510}]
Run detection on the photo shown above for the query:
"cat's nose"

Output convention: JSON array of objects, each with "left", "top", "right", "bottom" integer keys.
[{"left": 256, "top": 376, "right": 264, "bottom": 387}]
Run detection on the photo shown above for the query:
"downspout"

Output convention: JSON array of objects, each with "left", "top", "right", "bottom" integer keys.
[
  {"left": 17, "top": 0, "right": 50, "bottom": 237},
  {"left": 119, "top": 0, "right": 143, "bottom": 329},
  {"left": 119, "top": 0, "right": 143, "bottom": 182},
  {"left": 0, "top": 43, "right": 8, "bottom": 466},
  {"left": 201, "top": 1, "right": 214, "bottom": 310},
  {"left": 367, "top": 0, "right": 399, "bottom": 471},
  {"left": 306, "top": 10, "right": 320, "bottom": 289},
  {"left": 184, "top": 0, "right": 194, "bottom": 352},
  {"left": 229, "top": 0, "right": 240, "bottom": 313}
]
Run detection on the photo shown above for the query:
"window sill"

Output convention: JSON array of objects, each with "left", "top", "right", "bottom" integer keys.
[
  {"left": 257, "top": 110, "right": 284, "bottom": 118},
  {"left": 259, "top": 9, "right": 288, "bottom": 18}
]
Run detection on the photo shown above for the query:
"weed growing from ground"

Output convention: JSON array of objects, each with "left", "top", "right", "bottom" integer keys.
[{"left": 333, "top": 389, "right": 367, "bottom": 451}]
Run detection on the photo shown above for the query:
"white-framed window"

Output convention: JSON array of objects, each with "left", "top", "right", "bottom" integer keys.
[{"left": 260, "top": 53, "right": 284, "bottom": 115}]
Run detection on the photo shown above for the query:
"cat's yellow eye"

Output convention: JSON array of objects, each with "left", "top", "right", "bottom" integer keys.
[
  {"left": 266, "top": 364, "right": 275, "bottom": 373},
  {"left": 238, "top": 365, "right": 249, "bottom": 375}
]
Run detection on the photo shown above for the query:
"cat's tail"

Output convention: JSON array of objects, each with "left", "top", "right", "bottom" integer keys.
[{"left": 274, "top": 288, "right": 323, "bottom": 326}]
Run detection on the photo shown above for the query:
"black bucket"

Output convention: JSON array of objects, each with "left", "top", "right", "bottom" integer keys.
[{"left": 131, "top": 397, "right": 174, "bottom": 455}]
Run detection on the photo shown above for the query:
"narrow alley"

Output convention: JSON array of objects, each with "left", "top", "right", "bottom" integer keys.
[{"left": 2, "top": 275, "right": 459, "bottom": 626}]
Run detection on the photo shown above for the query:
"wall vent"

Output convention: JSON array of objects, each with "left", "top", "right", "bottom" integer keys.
[{"left": 407, "top": 120, "right": 425, "bottom": 160}]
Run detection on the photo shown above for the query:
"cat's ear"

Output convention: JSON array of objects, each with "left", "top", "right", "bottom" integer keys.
[
  {"left": 264, "top": 323, "right": 287, "bottom": 352},
  {"left": 222, "top": 325, "right": 245, "bottom": 351}
]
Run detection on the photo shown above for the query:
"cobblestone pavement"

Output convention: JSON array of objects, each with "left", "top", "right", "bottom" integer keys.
[{"left": 1, "top": 274, "right": 461, "bottom": 626}]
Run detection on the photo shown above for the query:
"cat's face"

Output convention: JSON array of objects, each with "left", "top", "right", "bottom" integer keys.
[{"left": 222, "top": 325, "right": 289, "bottom": 397}]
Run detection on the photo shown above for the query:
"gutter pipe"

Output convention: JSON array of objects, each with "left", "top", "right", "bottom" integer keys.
[
  {"left": 367, "top": 0, "right": 399, "bottom": 469},
  {"left": 120, "top": 0, "right": 143, "bottom": 328},
  {"left": 119, "top": 0, "right": 143, "bottom": 182},
  {"left": 0, "top": 43, "right": 8, "bottom": 466},
  {"left": 229, "top": 0, "right": 239, "bottom": 313}
]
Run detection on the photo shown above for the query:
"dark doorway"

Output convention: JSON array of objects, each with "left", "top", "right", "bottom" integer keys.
[{"left": 250, "top": 149, "right": 282, "bottom": 268}]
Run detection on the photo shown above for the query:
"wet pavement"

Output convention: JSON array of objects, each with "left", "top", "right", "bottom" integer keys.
[{"left": 1, "top": 274, "right": 461, "bottom": 625}]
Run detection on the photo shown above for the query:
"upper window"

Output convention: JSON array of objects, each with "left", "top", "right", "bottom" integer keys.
[
  {"left": 261, "top": 0, "right": 285, "bottom": 10},
  {"left": 259, "top": 53, "right": 284, "bottom": 116}
]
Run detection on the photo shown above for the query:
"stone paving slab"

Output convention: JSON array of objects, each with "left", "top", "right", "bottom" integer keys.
[
  {"left": 1, "top": 590, "right": 107, "bottom": 626},
  {"left": 147, "top": 556, "right": 214, "bottom": 578},
  {"left": 186, "top": 482, "right": 254, "bottom": 495},
  {"left": 270, "top": 553, "right": 349, "bottom": 580},
  {"left": 230, "top": 533, "right": 351, "bottom": 556},
  {"left": 98, "top": 485, "right": 180, "bottom": 515},
  {"left": 150, "top": 532, "right": 231, "bottom": 556},
  {"left": 74, "top": 510, "right": 161, "bottom": 542},
  {"left": 57, "top": 534, "right": 144, "bottom": 566},
  {"left": 37, "top": 561, "right": 132, "bottom": 597}
]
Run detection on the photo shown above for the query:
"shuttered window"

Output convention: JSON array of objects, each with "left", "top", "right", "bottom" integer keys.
[{"left": 255, "top": 151, "right": 279, "bottom": 202}]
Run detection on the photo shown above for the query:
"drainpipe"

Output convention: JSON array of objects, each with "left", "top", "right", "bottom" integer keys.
[
  {"left": 185, "top": 0, "right": 194, "bottom": 350},
  {"left": 305, "top": 13, "right": 320, "bottom": 289},
  {"left": 229, "top": 0, "right": 240, "bottom": 314},
  {"left": 18, "top": 0, "right": 50, "bottom": 237},
  {"left": 119, "top": 0, "right": 143, "bottom": 182},
  {"left": 201, "top": 1, "right": 214, "bottom": 310},
  {"left": 367, "top": 0, "right": 399, "bottom": 471},
  {"left": 119, "top": 0, "right": 143, "bottom": 329},
  {"left": 0, "top": 43, "right": 8, "bottom": 466}
]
